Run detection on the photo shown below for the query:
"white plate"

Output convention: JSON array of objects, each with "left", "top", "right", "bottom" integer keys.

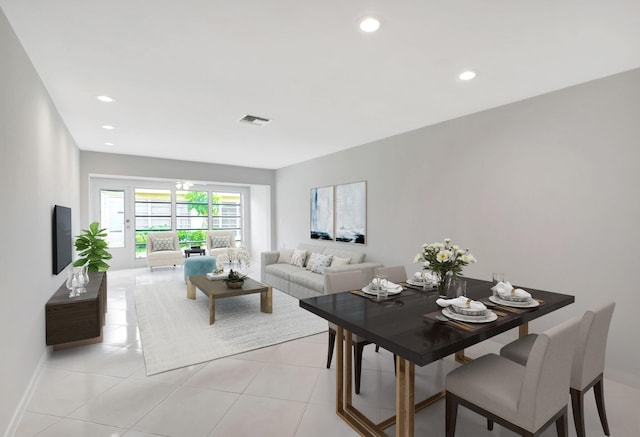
[
  {"left": 362, "top": 284, "right": 403, "bottom": 296},
  {"left": 407, "top": 278, "right": 435, "bottom": 287},
  {"left": 442, "top": 307, "right": 497, "bottom": 323},
  {"left": 489, "top": 295, "right": 540, "bottom": 308}
]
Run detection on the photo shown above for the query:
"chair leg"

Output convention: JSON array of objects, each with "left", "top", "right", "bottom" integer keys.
[
  {"left": 570, "top": 388, "right": 585, "bottom": 437},
  {"left": 326, "top": 330, "right": 336, "bottom": 369},
  {"left": 556, "top": 410, "right": 568, "bottom": 437},
  {"left": 354, "top": 343, "right": 364, "bottom": 395},
  {"left": 375, "top": 345, "right": 380, "bottom": 352},
  {"left": 487, "top": 418, "right": 493, "bottom": 430},
  {"left": 393, "top": 354, "right": 397, "bottom": 375},
  {"left": 445, "top": 393, "right": 458, "bottom": 437},
  {"left": 593, "top": 377, "right": 611, "bottom": 436}
]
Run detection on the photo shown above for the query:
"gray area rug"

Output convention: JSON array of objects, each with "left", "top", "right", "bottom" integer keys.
[{"left": 134, "top": 281, "right": 327, "bottom": 375}]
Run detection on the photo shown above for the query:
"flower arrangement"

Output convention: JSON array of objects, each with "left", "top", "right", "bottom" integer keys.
[
  {"left": 218, "top": 246, "right": 251, "bottom": 268},
  {"left": 414, "top": 238, "right": 477, "bottom": 292}
]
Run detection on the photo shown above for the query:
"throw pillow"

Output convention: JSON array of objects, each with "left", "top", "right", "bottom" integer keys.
[
  {"left": 277, "top": 248, "right": 294, "bottom": 264},
  {"left": 290, "top": 249, "right": 307, "bottom": 267},
  {"left": 305, "top": 252, "right": 322, "bottom": 270},
  {"left": 212, "top": 235, "right": 231, "bottom": 248},
  {"left": 151, "top": 237, "right": 174, "bottom": 251},
  {"left": 311, "top": 254, "right": 333, "bottom": 274},
  {"left": 331, "top": 256, "right": 351, "bottom": 266}
]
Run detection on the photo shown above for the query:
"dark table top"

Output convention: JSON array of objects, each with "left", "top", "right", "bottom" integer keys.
[{"left": 299, "top": 277, "right": 574, "bottom": 366}]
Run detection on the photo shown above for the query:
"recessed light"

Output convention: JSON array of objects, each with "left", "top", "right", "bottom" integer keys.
[
  {"left": 104, "top": 142, "right": 114, "bottom": 146},
  {"left": 359, "top": 17, "right": 380, "bottom": 33},
  {"left": 459, "top": 70, "right": 477, "bottom": 81},
  {"left": 96, "top": 95, "right": 114, "bottom": 103},
  {"left": 101, "top": 125, "right": 115, "bottom": 130}
]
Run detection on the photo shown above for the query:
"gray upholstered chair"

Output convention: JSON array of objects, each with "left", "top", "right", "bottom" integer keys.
[
  {"left": 325, "top": 270, "right": 369, "bottom": 394},
  {"left": 372, "top": 266, "right": 407, "bottom": 355},
  {"left": 500, "top": 302, "right": 615, "bottom": 437},
  {"left": 445, "top": 317, "right": 580, "bottom": 437},
  {"left": 374, "top": 265, "right": 408, "bottom": 283}
]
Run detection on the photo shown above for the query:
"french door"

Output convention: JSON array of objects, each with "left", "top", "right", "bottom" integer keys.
[{"left": 91, "top": 184, "right": 135, "bottom": 270}]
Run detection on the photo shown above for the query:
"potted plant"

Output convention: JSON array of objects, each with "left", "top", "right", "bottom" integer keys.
[
  {"left": 225, "top": 269, "right": 247, "bottom": 289},
  {"left": 73, "top": 222, "right": 112, "bottom": 272}
]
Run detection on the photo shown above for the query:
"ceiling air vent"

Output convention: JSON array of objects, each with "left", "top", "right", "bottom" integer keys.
[{"left": 239, "top": 114, "right": 271, "bottom": 126}]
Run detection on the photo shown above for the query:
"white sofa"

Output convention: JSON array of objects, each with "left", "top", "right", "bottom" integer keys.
[
  {"left": 261, "top": 243, "right": 383, "bottom": 299},
  {"left": 146, "top": 231, "right": 184, "bottom": 269},
  {"left": 205, "top": 230, "right": 237, "bottom": 258}
]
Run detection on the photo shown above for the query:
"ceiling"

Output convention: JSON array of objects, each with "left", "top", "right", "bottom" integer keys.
[{"left": 3, "top": 1, "right": 640, "bottom": 170}]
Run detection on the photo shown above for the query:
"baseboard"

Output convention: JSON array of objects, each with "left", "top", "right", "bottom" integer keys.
[{"left": 3, "top": 348, "right": 50, "bottom": 437}]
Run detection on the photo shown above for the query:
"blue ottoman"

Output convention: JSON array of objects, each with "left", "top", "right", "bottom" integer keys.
[{"left": 183, "top": 256, "right": 217, "bottom": 282}]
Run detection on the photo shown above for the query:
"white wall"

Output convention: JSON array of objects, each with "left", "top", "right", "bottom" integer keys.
[
  {"left": 275, "top": 68, "right": 640, "bottom": 388},
  {"left": 0, "top": 9, "right": 81, "bottom": 435}
]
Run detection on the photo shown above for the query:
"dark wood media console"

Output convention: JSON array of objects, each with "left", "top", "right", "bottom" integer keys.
[{"left": 46, "top": 271, "right": 107, "bottom": 348}]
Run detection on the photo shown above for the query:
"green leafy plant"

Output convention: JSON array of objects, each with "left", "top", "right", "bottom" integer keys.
[
  {"left": 226, "top": 269, "right": 247, "bottom": 283},
  {"left": 73, "top": 222, "right": 113, "bottom": 272}
]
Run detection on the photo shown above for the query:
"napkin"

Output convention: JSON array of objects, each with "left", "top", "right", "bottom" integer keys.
[
  {"left": 413, "top": 271, "right": 438, "bottom": 283},
  {"left": 491, "top": 281, "right": 531, "bottom": 299},
  {"left": 370, "top": 279, "right": 402, "bottom": 292},
  {"left": 436, "top": 296, "right": 487, "bottom": 311}
]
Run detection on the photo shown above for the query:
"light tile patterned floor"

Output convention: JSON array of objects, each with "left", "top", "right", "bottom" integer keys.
[{"left": 13, "top": 268, "right": 640, "bottom": 436}]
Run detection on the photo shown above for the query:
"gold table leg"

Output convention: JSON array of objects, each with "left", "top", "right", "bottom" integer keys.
[
  {"left": 396, "top": 357, "right": 415, "bottom": 437},
  {"left": 519, "top": 322, "right": 529, "bottom": 337},
  {"left": 186, "top": 277, "right": 196, "bottom": 299},
  {"left": 209, "top": 293, "right": 215, "bottom": 324},
  {"left": 261, "top": 286, "right": 273, "bottom": 313}
]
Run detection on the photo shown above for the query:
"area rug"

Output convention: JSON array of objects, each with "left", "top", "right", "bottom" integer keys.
[{"left": 134, "top": 281, "right": 327, "bottom": 375}]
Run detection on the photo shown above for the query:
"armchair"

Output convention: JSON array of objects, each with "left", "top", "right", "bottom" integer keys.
[{"left": 146, "top": 231, "right": 184, "bottom": 270}]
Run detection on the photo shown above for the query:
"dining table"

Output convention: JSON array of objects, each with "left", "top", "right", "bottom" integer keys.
[{"left": 299, "top": 277, "right": 575, "bottom": 437}]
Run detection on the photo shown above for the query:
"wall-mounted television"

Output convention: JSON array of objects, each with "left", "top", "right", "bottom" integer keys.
[{"left": 52, "top": 205, "right": 72, "bottom": 275}]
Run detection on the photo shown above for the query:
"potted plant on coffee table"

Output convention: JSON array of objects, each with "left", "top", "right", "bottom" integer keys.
[{"left": 225, "top": 269, "right": 247, "bottom": 289}]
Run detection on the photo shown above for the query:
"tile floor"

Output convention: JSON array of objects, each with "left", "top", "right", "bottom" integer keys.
[{"left": 13, "top": 268, "right": 640, "bottom": 436}]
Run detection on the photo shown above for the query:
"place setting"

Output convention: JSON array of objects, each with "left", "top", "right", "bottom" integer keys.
[
  {"left": 352, "top": 274, "right": 416, "bottom": 303},
  {"left": 486, "top": 274, "right": 541, "bottom": 312}
]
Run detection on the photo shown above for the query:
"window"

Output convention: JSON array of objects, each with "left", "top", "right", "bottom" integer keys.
[
  {"left": 176, "top": 190, "right": 208, "bottom": 249},
  {"left": 135, "top": 188, "right": 171, "bottom": 258},
  {"left": 211, "top": 192, "right": 242, "bottom": 245}
]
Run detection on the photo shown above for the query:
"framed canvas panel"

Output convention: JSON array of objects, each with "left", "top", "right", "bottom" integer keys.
[
  {"left": 310, "top": 186, "right": 334, "bottom": 241},
  {"left": 335, "top": 181, "right": 366, "bottom": 244}
]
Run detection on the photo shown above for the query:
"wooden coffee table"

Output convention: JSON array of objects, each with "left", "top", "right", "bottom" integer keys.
[{"left": 186, "top": 275, "right": 272, "bottom": 324}]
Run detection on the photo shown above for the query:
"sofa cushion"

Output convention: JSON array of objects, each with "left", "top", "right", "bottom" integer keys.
[
  {"left": 324, "top": 247, "right": 366, "bottom": 264},
  {"left": 212, "top": 235, "right": 232, "bottom": 248},
  {"left": 331, "top": 256, "right": 351, "bottom": 266},
  {"left": 265, "top": 263, "right": 302, "bottom": 281},
  {"left": 290, "top": 249, "right": 307, "bottom": 267},
  {"left": 310, "top": 254, "right": 333, "bottom": 274},
  {"left": 277, "top": 248, "right": 294, "bottom": 263},
  {"left": 151, "top": 237, "right": 175, "bottom": 251},
  {"left": 305, "top": 252, "right": 323, "bottom": 270},
  {"left": 289, "top": 270, "right": 325, "bottom": 293}
]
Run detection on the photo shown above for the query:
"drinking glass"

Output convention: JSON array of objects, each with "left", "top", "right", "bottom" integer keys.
[
  {"left": 375, "top": 273, "right": 388, "bottom": 300},
  {"left": 455, "top": 278, "right": 467, "bottom": 297},
  {"left": 492, "top": 272, "right": 505, "bottom": 284}
]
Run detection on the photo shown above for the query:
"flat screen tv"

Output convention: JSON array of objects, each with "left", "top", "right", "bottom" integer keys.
[{"left": 52, "top": 205, "right": 72, "bottom": 274}]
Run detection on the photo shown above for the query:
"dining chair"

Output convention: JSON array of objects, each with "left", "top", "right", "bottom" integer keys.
[
  {"left": 324, "top": 270, "right": 370, "bottom": 394},
  {"left": 445, "top": 317, "right": 580, "bottom": 437},
  {"left": 500, "top": 301, "right": 615, "bottom": 437},
  {"left": 374, "top": 265, "right": 408, "bottom": 283},
  {"left": 373, "top": 266, "right": 407, "bottom": 356}
]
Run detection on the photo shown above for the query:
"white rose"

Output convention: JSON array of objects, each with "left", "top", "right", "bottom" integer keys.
[
  {"left": 444, "top": 238, "right": 451, "bottom": 244},
  {"left": 457, "top": 249, "right": 465, "bottom": 255},
  {"left": 414, "top": 254, "right": 421, "bottom": 263},
  {"left": 423, "top": 261, "right": 430, "bottom": 268},
  {"left": 453, "top": 245, "right": 459, "bottom": 250},
  {"left": 437, "top": 250, "right": 452, "bottom": 262}
]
